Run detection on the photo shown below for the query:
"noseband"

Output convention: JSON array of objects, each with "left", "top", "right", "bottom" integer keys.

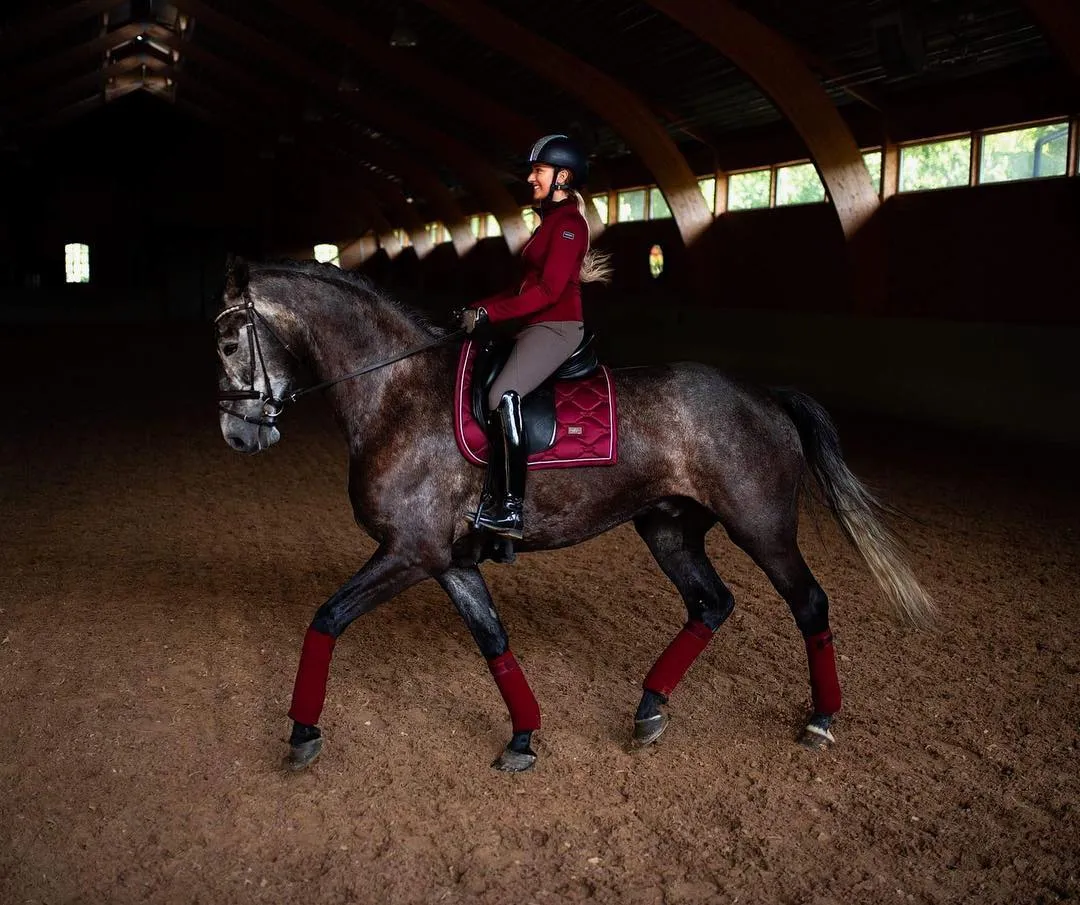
[{"left": 216, "top": 298, "right": 462, "bottom": 428}]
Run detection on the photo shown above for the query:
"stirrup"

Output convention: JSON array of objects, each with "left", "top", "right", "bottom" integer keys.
[{"left": 474, "top": 503, "right": 523, "bottom": 540}]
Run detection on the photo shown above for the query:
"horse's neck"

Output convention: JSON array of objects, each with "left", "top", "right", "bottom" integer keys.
[{"left": 271, "top": 290, "right": 436, "bottom": 433}]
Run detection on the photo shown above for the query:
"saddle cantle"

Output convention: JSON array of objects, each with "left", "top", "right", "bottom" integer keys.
[{"left": 454, "top": 332, "right": 617, "bottom": 469}]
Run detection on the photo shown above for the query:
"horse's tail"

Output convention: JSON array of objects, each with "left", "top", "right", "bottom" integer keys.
[{"left": 775, "top": 389, "right": 936, "bottom": 629}]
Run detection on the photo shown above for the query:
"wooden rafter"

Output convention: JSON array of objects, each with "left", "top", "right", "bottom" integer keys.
[
  {"left": 0, "top": 0, "right": 124, "bottom": 59},
  {"left": 156, "top": 34, "right": 457, "bottom": 256},
  {"left": 1, "top": 22, "right": 171, "bottom": 98},
  {"left": 165, "top": 93, "right": 382, "bottom": 242},
  {"left": 169, "top": 0, "right": 530, "bottom": 251},
  {"left": 646, "top": 0, "right": 880, "bottom": 243},
  {"left": 1022, "top": 0, "right": 1080, "bottom": 80},
  {"left": 14, "top": 82, "right": 141, "bottom": 136},
  {"left": 262, "top": 0, "right": 539, "bottom": 150},
  {"left": 3, "top": 52, "right": 167, "bottom": 123},
  {"left": 415, "top": 0, "right": 713, "bottom": 246},
  {"left": 174, "top": 71, "right": 425, "bottom": 257}
]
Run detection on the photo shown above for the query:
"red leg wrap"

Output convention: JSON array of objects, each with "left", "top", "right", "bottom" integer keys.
[
  {"left": 806, "top": 629, "right": 842, "bottom": 714},
  {"left": 644, "top": 620, "right": 715, "bottom": 696},
  {"left": 288, "top": 628, "right": 337, "bottom": 726},
  {"left": 488, "top": 651, "right": 541, "bottom": 733}
]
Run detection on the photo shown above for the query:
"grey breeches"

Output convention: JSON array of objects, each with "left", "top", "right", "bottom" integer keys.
[{"left": 487, "top": 320, "right": 585, "bottom": 411}]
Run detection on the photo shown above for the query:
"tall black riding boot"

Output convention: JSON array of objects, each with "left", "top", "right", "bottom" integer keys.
[
  {"left": 473, "top": 408, "right": 505, "bottom": 524},
  {"left": 473, "top": 391, "right": 526, "bottom": 540}
]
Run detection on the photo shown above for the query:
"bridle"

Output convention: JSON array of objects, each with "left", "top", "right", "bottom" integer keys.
[{"left": 215, "top": 298, "right": 463, "bottom": 428}]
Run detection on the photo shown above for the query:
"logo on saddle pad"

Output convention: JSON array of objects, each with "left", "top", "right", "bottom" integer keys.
[{"left": 454, "top": 341, "right": 618, "bottom": 470}]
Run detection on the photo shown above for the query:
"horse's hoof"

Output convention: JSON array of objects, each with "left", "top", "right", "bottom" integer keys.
[
  {"left": 492, "top": 745, "right": 536, "bottom": 773},
  {"left": 631, "top": 712, "right": 669, "bottom": 747},
  {"left": 798, "top": 717, "right": 835, "bottom": 750},
  {"left": 286, "top": 736, "right": 323, "bottom": 771}
]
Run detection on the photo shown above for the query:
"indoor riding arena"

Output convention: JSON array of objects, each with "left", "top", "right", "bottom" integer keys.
[{"left": 2, "top": 2, "right": 1078, "bottom": 903}]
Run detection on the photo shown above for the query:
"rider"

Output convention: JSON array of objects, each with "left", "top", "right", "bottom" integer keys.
[{"left": 460, "top": 134, "right": 611, "bottom": 540}]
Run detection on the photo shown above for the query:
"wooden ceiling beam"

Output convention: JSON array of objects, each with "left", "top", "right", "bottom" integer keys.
[
  {"left": 318, "top": 125, "right": 475, "bottom": 256},
  {"left": 158, "top": 35, "right": 455, "bottom": 256},
  {"left": 3, "top": 53, "right": 167, "bottom": 123},
  {"left": 0, "top": 0, "right": 124, "bottom": 59},
  {"left": 169, "top": 0, "right": 530, "bottom": 251},
  {"left": 12, "top": 82, "right": 141, "bottom": 136},
  {"left": 166, "top": 93, "right": 381, "bottom": 243},
  {"left": 646, "top": 0, "right": 879, "bottom": 245},
  {"left": 415, "top": 0, "right": 712, "bottom": 247},
  {"left": 175, "top": 72, "right": 421, "bottom": 258},
  {"left": 1022, "top": 0, "right": 1080, "bottom": 80},
  {"left": 1, "top": 22, "right": 171, "bottom": 98},
  {"left": 262, "top": 0, "right": 539, "bottom": 150}
]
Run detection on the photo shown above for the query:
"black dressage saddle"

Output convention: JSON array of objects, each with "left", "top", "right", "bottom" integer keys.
[{"left": 471, "top": 330, "right": 600, "bottom": 455}]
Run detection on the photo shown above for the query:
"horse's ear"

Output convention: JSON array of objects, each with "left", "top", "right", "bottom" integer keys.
[{"left": 224, "top": 254, "right": 249, "bottom": 299}]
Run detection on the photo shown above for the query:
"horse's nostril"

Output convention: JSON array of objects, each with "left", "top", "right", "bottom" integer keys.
[{"left": 228, "top": 436, "right": 246, "bottom": 450}]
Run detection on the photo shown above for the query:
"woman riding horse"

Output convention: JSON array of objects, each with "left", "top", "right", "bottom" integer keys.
[{"left": 461, "top": 134, "right": 610, "bottom": 540}]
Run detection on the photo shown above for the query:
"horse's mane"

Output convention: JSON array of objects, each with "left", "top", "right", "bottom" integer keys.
[{"left": 249, "top": 259, "right": 444, "bottom": 336}]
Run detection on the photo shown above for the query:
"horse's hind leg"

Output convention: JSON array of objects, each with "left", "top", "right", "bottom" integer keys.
[
  {"left": 436, "top": 566, "right": 540, "bottom": 772},
  {"left": 632, "top": 503, "right": 735, "bottom": 747},
  {"left": 729, "top": 527, "right": 840, "bottom": 748}
]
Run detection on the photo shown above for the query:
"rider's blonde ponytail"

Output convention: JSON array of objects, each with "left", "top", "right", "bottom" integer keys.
[{"left": 571, "top": 189, "right": 613, "bottom": 285}]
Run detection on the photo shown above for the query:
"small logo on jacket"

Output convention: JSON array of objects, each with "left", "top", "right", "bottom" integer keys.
[
  {"left": 567, "top": 426, "right": 584, "bottom": 435},
  {"left": 561, "top": 230, "right": 576, "bottom": 240}
]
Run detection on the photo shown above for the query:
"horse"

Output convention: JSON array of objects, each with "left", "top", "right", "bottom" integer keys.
[{"left": 214, "top": 256, "right": 934, "bottom": 773}]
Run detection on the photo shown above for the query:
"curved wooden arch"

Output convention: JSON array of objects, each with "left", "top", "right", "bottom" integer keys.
[
  {"left": 340, "top": 235, "right": 379, "bottom": 269},
  {"left": 263, "top": 0, "right": 540, "bottom": 150},
  {"left": 414, "top": 0, "right": 713, "bottom": 246},
  {"left": 170, "top": 0, "right": 530, "bottom": 252},
  {"left": 175, "top": 75, "right": 397, "bottom": 257},
  {"left": 331, "top": 129, "right": 476, "bottom": 257},
  {"left": 161, "top": 34, "right": 454, "bottom": 258},
  {"left": 1022, "top": 0, "right": 1080, "bottom": 79},
  {"left": 646, "top": 0, "right": 880, "bottom": 241}
]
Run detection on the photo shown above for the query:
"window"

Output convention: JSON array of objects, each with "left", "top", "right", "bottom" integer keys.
[
  {"left": 862, "top": 151, "right": 883, "bottom": 194},
  {"left": 648, "top": 244, "right": 664, "bottom": 279},
  {"left": 65, "top": 243, "right": 90, "bottom": 283},
  {"left": 775, "top": 162, "right": 826, "bottom": 206},
  {"left": 728, "top": 169, "right": 771, "bottom": 211},
  {"left": 591, "top": 194, "right": 609, "bottom": 225},
  {"left": 522, "top": 207, "right": 539, "bottom": 232},
  {"left": 698, "top": 177, "right": 716, "bottom": 213},
  {"left": 485, "top": 214, "right": 502, "bottom": 237},
  {"left": 313, "top": 243, "right": 340, "bottom": 267},
  {"left": 648, "top": 187, "right": 672, "bottom": 219},
  {"left": 899, "top": 137, "right": 971, "bottom": 192},
  {"left": 425, "top": 222, "right": 449, "bottom": 245},
  {"left": 469, "top": 215, "right": 482, "bottom": 239},
  {"left": 617, "top": 189, "right": 646, "bottom": 222},
  {"left": 980, "top": 122, "right": 1069, "bottom": 184},
  {"left": 391, "top": 228, "right": 410, "bottom": 248}
]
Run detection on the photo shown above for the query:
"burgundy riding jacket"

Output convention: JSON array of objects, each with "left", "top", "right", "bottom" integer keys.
[{"left": 471, "top": 198, "right": 588, "bottom": 326}]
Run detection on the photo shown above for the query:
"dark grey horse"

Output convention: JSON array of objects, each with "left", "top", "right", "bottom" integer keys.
[{"left": 215, "top": 258, "right": 933, "bottom": 772}]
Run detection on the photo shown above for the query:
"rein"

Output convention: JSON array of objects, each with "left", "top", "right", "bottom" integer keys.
[{"left": 216, "top": 298, "right": 463, "bottom": 426}]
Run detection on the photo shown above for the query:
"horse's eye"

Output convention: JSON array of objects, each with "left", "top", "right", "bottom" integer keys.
[{"left": 222, "top": 341, "right": 239, "bottom": 357}]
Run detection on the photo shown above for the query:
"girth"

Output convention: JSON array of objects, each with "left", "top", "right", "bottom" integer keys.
[{"left": 471, "top": 330, "right": 600, "bottom": 456}]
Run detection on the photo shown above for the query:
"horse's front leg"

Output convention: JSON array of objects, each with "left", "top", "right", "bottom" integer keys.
[
  {"left": 436, "top": 566, "right": 540, "bottom": 772},
  {"left": 286, "top": 544, "right": 433, "bottom": 770}
]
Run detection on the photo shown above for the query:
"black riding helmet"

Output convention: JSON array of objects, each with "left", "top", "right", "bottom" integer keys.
[{"left": 528, "top": 134, "right": 588, "bottom": 200}]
